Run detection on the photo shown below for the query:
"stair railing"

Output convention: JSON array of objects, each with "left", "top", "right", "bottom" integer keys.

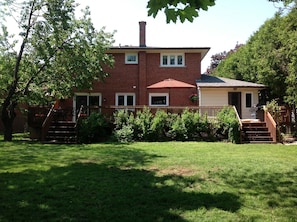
[
  {"left": 41, "top": 104, "right": 55, "bottom": 141},
  {"left": 74, "top": 105, "right": 85, "bottom": 143},
  {"left": 264, "top": 110, "right": 277, "bottom": 143},
  {"left": 74, "top": 105, "right": 84, "bottom": 128},
  {"left": 233, "top": 106, "right": 243, "bottom": 143}
]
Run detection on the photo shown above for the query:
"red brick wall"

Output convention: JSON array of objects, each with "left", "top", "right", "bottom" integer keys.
[{"left": 72, "top": 51, "right": 202, "bottom": 108}]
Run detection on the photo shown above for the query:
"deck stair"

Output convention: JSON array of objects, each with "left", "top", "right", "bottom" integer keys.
[
  {"left": 242, "top": 120, "right": 274, "bottom": 144},
  {"left": 44, "top": 111, "right": 77, "bottom": 144}
]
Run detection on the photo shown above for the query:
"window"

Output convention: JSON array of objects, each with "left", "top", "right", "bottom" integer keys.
[
  {"left": 161, "top": 53, "right": 184, "bottom": 67},
  {"left": 125, "top": 53, "right": 138, "bottom": 64},
  {"left": 246, "top": 93, "right": 252, "bottom": 108},
  {"left": 149, "top": 93, "right": 169, "bottom": 106},
  {"left": 74, "top": 93, "right": 101, "bottom": 120},
  {"left": 116, "top": 93, "right": 135, "bottom": 107}
]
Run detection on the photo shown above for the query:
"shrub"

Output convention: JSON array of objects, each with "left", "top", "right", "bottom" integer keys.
[
  {"left": 216, "top": 106, "right": 240, "bottom": 143},
  {"left": 113, "top": 124, "right": 134, "bottom": 143},
  {"left": 113, "top": 109, "right": 135, "bottom": 142},
  {"left": 133, "top": 107, "right": 153, "bottom": 141},
  {"left": 78, "top": 112, "right": 109, "bottom": 143},
  {"left": 149, "top": 110, "right": 170, "bottom": 141},
  {"left": 169, "top": 114, "right": 188, "bottom": 141},
  {"left": 113, "top": 109, "right": 131, "bottom": 130}
]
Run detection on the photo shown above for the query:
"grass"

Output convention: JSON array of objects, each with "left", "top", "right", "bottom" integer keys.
[{"left": 0, "top": 134, "right": 297, "bottom": 221}]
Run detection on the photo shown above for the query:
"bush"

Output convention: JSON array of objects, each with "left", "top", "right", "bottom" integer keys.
[
  {"left": 169, "top": 114, "right": 188, "bottom": 141},
  {"left": 216, "top": 106, "right": 240, "bottom": 143},
  {"left": 78, "top": 112, "right": 110, "bottom": 143},
  {"left": 149, "top": 110, "right": 170, "bottom": 141},
  {"left": 113, "top": 109, "right": 135, "bottom": 142},
  {"left": 113, "top": 107, "right": 240, "bottom": 143},
  {"left": 113, "top": 124, "right": 134, "bottom": 143},
  {"left": 133, "top": 107, "right": 153, "bottom": 141}
]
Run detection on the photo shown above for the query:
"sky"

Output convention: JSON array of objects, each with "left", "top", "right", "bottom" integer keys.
[{"left": 76, "top": 0, "right": 283, "bottom": 72}]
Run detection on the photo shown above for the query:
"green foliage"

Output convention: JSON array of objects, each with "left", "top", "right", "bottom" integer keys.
[
  {"left": 170, "top": 114, "right": 188, "bottom": 141},
  {"left": 146, "top": 0, "right": 295, "bottom": 23},
  {"left": 113, "top": 110, "right": 135, "bottom": 143},
  {"left": 133, "top": 107, "right": 153, "bottom": 141},
  {"left": 147, "top": 0, "right": 215, "bottom": 23},
  {"left": 216, "top": 106, "right": 240, "bottom": 143},
  {"left": 0, "top": 0, "right": 114, "bottom": 140},
  {"left": 78, "top": 112, "right": 109, "bottom": 143},
  {"left": 266, "top": 99, "right": 281, "bottom": 122},
  {"left": 149, "top": 110, "right": 170, "bottom": 141},
  {"left": 213, "top": 7, "right": 297, "bottom": 109},
  {"left": 113, "top": 108, "right": 238, "bottom": 143},
  {"left": 113, "top": 124, "right": 134, "bottom": 143}
]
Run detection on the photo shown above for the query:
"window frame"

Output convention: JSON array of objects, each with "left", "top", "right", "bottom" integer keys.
[
  {"left": 73, "top": 93, "right": 102, "bottom": 121},
  {"left": 149, "top": 93, "right": 169, "bottom": 106},
  {"left": 125, "top": 53, "right": 138, "bottom": 64},
  {"left": 115, "top": 93, "right": 136, "bottom": 108},
  {"left": 160, "top": 53, "right": 185, "bottom": 67}
]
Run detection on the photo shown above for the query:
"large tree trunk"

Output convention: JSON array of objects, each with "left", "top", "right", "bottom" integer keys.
[{"left": 1, "top": 102, "right": 16, "bottom": 141}]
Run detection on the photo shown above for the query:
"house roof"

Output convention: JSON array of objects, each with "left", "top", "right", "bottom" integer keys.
[
  {"left": 147, "top": 78, "right": 196, "bottom": 89},
  {"left": 107, "top": 46, "right": 210, "bottom": 60},
  {"left": 196, "top": 75, "right": 266, "bottom": 88}
]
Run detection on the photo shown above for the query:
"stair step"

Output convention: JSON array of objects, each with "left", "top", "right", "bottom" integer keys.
[
  {"left": 45, "top": 120, "right": 77, "bottom": 144},
  {"left": 47, "top": 130, "right": 76, "bottom": 135},
  {"left": 243, "top": 140, "right": 275, "bottom": 144},
  {"left": 241, "top": 121, "right": 275, "bottom": 144},
  {"left": 244, "top": 131, "right": 270, "bottom": 135},
  {"left": 244, "top": 136, "right": 272, "bottom": 140}
]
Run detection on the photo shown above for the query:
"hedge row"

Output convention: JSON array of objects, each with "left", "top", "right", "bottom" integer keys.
[{"left": 78, "top": 107, "right": 240, "bottom": 143}]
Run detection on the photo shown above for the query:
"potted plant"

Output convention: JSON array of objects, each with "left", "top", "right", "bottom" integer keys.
[{"left": 189, "top": 93, "right": 198, "bottom": 103}]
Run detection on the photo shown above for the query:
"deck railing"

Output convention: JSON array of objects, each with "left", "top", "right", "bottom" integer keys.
[
  {"left": 106, "top": 105, "right": 225, "bottom": 118},
  {"left": 233, "top": 106, "right": 243, "bottom": 143},
  {"left": 30, "top": 105, "right": 227, "bottom": 121},
  {"left": 264, "top": 110, "right": 277, "bottom": 143},
  {"left": 41, "top": 105, "right": 55, "bottom": 141}
]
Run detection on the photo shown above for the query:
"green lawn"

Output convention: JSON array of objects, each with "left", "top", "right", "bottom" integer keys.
[{"left": 0, "top": 136, "right": 297, "bottom": 221}]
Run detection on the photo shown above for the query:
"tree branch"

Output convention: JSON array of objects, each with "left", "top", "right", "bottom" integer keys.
[{"left": 4, "top": 0, "right": 36, "bottom": 107}]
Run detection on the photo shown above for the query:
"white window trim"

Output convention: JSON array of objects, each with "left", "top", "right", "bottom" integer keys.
[
  {"left": 125, "top": 53, "right": 138, "bottom": 64},
  {"left": 149, "top": 93, "right": 169, "bottom": 106},
  {"left": 115, "top": 93, "right": 136, "bottom": 107},
  {"left": 245, "top": 92, "right": 253, "bottom": 108},
  {"left": 160, "top": 53, "right": 185, "bottom": 67}
]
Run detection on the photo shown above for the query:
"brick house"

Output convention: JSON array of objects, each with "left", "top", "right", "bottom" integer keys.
[
  {"left": 2, "top": 21, "right": 269, "bottom": 140},
  {"left": 70, "top": 21, "right": 210, "bottom": 118}
]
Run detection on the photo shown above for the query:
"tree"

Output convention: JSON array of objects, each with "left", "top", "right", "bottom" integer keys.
[
  {"left": 147, "top": 0, "right": 215, "bottom": 23},
  {"left": 147, "top": 0, "right": 296, "bottom": 23},
  {"left": 0, "top": 0, "right": 114, "bottom": 141},
  {"left": 206, "top": 43, "right": 243, "bottom": 74},
  {"left": 213, "top": 6, "right": 297, "bottom": 109},
  {"left": 147, "top": 0, "right": 297, "bottom": 23}
]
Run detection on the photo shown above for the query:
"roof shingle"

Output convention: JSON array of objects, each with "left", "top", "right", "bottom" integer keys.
[{"left": 196, "top": 75, "right": 265, "bottom": 88}]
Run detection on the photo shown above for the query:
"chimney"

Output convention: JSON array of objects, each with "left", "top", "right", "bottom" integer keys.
[{"left": 139, "top": 21, "right": 146, "bottom": 47}]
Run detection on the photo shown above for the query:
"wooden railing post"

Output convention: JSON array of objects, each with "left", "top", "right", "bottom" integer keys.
[{"left": 41, "top": 105, "right": 55, "bottom": 142}]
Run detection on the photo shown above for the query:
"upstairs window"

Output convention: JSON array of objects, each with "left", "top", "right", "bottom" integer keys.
[
  {"left": 125, "top": 53, "right": 138, "bottom": 64},
  {"left": 161, "top": 53, "right": 184, "bottom": 67}
]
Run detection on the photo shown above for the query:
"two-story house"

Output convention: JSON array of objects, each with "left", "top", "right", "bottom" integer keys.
[
  {"left": 69, "top": 21, "right": 209, "bottom": 117},
  {"left": 68, "top": 21, "right": 265, "bottom": 120}
]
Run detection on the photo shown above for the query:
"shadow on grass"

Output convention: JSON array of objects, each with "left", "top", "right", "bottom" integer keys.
[
  {"left": 218, "top": 168, "right": 297, "bottom": 219},
  {"left": 0, "top": 162, "right": 241, "bottom": 221}
]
